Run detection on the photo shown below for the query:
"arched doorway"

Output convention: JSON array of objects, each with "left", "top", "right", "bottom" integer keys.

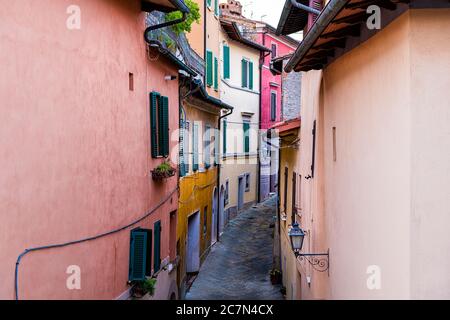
[
  {"left": 211, "top": 187, "right": 218, "bottom": 244},
  {"left": 219, "top": 185, "right": 225, "bottom": 236}
]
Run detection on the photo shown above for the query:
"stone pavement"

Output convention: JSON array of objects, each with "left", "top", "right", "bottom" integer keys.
[{"left": 185, "top": 196, "right": 284, "bottom": 300}]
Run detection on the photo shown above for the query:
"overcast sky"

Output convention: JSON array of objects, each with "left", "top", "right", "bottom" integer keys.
[{"left": 220, "top": 0, "right": 303, "bottom": 40}]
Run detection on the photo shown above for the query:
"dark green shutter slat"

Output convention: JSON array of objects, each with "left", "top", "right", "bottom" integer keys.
[
  {"left": 207, "top": 0, "right": 211, "bottom": 7},
  {"left": 129, "top": 230, "right": 148, "bottom": 281},
  {"left": 249, "top": 61, "right": 254, "bottom": 90},
  {"left": 150, "top": 92, "right": 160, "bottom": 158},
  {"left": 179, "top": 120, "right": 186, "bottom": 177},
  {"left": 223, "top": 46, "right": 230, "bottom": 79},
  {"left": 214, "top": 57, "right": 218, "bottom": 90},
  {"left": 244, "top": 122, "right": 250, "bottom": 153},
  {"left": 193, "top": 123, "right": 199, "bottom": 172},
  {"left": 154, "top": 221, "right": 161, "bottom": 272},
  {"left": 214, "top": 0, "right": 219, "bottom": 15},
  {"left": 223, "top": 120, "right": 227, "bottom": 154},
  {"left": 161, "top": 96, "right": 169, "bottom": 157},
  {"left": 206, "top": 51, "right": 213, "bottom": 87},
  {"left": 241, "top": 59, "right": 248, "bottom": 88}
]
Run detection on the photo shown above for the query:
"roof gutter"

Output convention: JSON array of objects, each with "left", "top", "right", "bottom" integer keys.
[
  {"left": 285, "top": 0, "right": 348, "bottom": 72},
  {"left": 290, "top": 0, "right": 321, "bottom": 15}
]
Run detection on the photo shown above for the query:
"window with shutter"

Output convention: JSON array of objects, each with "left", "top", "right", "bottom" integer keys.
[
  {"left": 128, "top": 230, "right": 148, "bottom": 281},
  {"left": 193, "top": 123, "right": 199, "bottom": 172},
  {"left": 214, "top": 128, "right": 219, "bottom": 166},
  {"left": 271, "top": 91, "right": 277, "bottom": 121},
  {"left": 249, "top": 61, "right": 254, "bottom": 90},
  {"left": 214, "top": 57, "right": 218, "bottom": 90},
  {"left": 283, "top": 167, "right": 288, "bottom": 213},
  {"left": 214, "top": 0, "right": 219, "bottom": 15},
  {"left": 206, "top": 51, "right": 213, "bottom": 87},
  {"left": 159, "top": 96, "right": 169, "bottom": 157},
  {"left": 223, "top": 120, "right": 227, "bottom": 154},
  {"left": 150, "top": 92, "right": 169, "bottom": 158},
  {"left": 241, "top": 59, "right": 248, "bottom": 88},
  {"left": 292, "top": 171, "right": 297, "bottom": 223},
  {"left": 271, "top": 43, "right": 277, "bottom": 59},
  {"left": 223, "top": 45, "right": 230, "bottom": 79},
  {"left": 204, "top": 125, "right": 211, "bottom": 169},
  {"left": 179, "top": 119, "right": 185, "bottom": 177},
  {"left": 150, "top": 92, "right": 160, "bottom": 158},
  {"left": 307, "top": 0, "right": 323, "bottom": 32},
  {"left": 243, "top": 121, "right": 250, "bottom": 153},
  {"left": 154, "top": 221, "right": 161, "bottom": 272}
]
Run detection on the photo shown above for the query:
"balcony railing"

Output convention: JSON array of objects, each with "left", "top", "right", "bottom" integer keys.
[{"left": 146, "top": 12, "right": 205, "bottom": 77}]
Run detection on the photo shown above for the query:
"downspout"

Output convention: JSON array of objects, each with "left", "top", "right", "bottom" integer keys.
[
  {"left": 144, "top": 11, "right": 188, "bottom": 43},
  {"left": 258, "top": 30, "right": 269, "bottom": 203},
  {"left": 290, "top": 0, "right": 321, "bottom": 15},
  {"left": 217, "top": 107, "right": 233, "bottom": 242}
]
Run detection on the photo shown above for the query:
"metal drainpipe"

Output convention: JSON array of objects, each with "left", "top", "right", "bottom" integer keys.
[
  {"left": 258, "top": 30, "right": 269, "bottom": 204},
  {"left": 290, "top": 0, "right": 321, "bottom": 15},
  {"left": 144, "top": 12, "right": 188, "bottom": 43},
  {"left": 217, "top": 107, "right": 233, "bottom": 242}
]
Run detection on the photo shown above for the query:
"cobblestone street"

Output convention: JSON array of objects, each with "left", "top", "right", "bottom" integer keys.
[{"left": 186, "top": 196, "right": 284, "bottom": 300}]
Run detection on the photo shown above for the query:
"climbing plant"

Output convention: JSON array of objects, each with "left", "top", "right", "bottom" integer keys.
[{"left": 165, "top": 0, "right": 201, "bottom": 35}]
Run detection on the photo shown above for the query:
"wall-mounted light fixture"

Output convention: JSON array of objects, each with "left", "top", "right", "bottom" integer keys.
[{"left": 288, "top": 222, "right": 329, "bottom": 273}]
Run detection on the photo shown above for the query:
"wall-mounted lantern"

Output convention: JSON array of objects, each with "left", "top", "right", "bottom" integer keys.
[{"left": 288, "top": 222, "right": 329, "bottom": 273}]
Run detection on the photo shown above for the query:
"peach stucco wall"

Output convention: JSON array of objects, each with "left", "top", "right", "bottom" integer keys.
[
  {"left": 0, "top": 0, "right": 179, "bottom": 299},
  {"left": 286, "top": 9, "right": 450, "bottom": 300},
  {"left": 408, "top": 9, "right": 450, "bottom": 299}
]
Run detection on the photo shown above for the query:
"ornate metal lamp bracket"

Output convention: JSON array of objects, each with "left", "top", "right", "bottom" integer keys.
[{"left": 295, "top": 249, "right": 330, "bottom": 274}]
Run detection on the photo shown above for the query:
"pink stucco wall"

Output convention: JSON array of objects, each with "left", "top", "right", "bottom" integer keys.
[
  {"left": 0, "top": 0, "right": 179, "bottom": 299},
  {"left": 258, "top": 32, "right": 296, "bottom": 130}
]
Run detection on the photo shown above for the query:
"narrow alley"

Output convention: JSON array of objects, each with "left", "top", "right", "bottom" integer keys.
[{"left": 186, "top": 196, "right": 284, "bottom": 300}]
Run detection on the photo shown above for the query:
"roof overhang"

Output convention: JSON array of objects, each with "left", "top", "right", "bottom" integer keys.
[
  {"left": 141, "top": 0, "right": 190, "bottom": 13},
  {"left": 283, "top": 0, "right": 449, "bottom": 73},
  {"left": 270, "top": 54, "right": 293, "bottom": 75},
  {"left": 220, "top": 20, "right": 272, "bottom": 52},
  {"left": 271, "top": 118, "right": 301, "bottom": 134},
  {"left": 182, "top": 79, "right": 233, "bottom": 114},
  {"left": 276, "top": 0, "right": 310, "bottom": 36}
]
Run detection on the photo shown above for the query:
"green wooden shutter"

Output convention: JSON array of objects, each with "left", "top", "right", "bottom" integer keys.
[
  {"left": 207, "top": 0, "right": 212, "bottom": 7},
  {"left": 150, "top": 92, "right": 160, "bottom": 158},
  {"left": 214, "top": 57, "right": 218, "bottom": 90},
  {"left": 223, "top": 120, "right": 227, "bottom": 154},
  {"left": 179, "top": 119, "right": 186, "bottom": 177},
  {"left": 205, "top": 126, "right": 211, "bottom": 169},
  {"left": 223, "top": 45, "right": 230, "bottom": 79},
  {"left": 193, "top": 123, "right": 199, "bottom": 172},
  {"left": 214, "top": 128, "right": 219, "bottom": 166},
  {"left": 154, "top": 221, "right": 161, "bottom": 272},
  {"left": 129, "top": 230, "right": 148, "bottom": 281},
  {"left": 241, "top": 59, "right": 248, "bottom": 88},
  {"left": 161, "top": 96, "right": 169, "bottom": 156},
  {"left": 214, "top": 0, "right": 219, "bottom": 15},
  {"left": 243, "top": 122, "right": 250, "bottom": 153},
  {"left": 249, "top": 61, "right": 254, "bottom": 90},
  {"left": 206, "top": 51, "right": 213, "bottom": 87}
]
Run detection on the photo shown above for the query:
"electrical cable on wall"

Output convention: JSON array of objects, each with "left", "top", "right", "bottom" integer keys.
[{"left": 14, "top": 187, "right": 178, "bottom": 300}]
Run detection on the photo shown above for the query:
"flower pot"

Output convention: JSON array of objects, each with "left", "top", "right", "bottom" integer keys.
[{"left": 151, "top": 168, "right": 176, "bottom": 181}]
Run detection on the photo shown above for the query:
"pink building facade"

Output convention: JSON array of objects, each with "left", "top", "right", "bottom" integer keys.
[
  {"left": 257, "top": 25, "right": 298, "bottom": 201},
  {"left": 0, "top": 0, "right": 185, "bottom": 300}
]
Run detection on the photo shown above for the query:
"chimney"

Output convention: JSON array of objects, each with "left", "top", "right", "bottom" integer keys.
[{"left": 219, "top": 0, "right": 243, "bottom": 17}]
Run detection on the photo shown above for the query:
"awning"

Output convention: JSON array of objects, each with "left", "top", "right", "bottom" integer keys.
[{"left": 276, "top": 0, "right": 310, "bottom": 36}]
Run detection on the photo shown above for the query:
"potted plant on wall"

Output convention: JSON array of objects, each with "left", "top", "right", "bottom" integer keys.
[
  {"left": 131, "top": 278, "right": 157, "bottom": 299},
  {"left": 270, "top": 268, "right": 282, "bottom": 285},
  {"left": 151, "top": 160, "right": 176, "bottom": 181}
]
